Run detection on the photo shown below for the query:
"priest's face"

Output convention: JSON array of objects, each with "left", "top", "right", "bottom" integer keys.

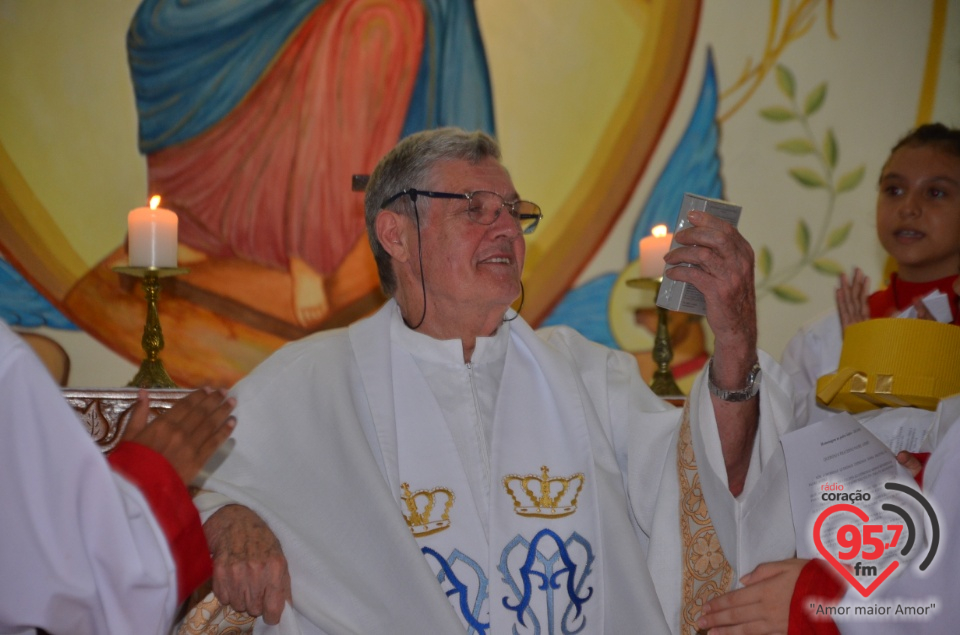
[
  {"left": 413, "top": 157, "right": 526, "bottom": 328},
  {"left": 876, "top": 144, "right": 960, "bottom": 282}
]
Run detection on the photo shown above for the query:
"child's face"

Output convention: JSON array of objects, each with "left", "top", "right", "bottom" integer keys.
[{"left": 877, "top": 144, "right": 960, "bottom": 282}]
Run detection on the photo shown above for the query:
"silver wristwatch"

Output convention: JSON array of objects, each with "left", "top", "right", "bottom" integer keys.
[{"left": 707, "top": 359, "right": 762, "bottom": 402}]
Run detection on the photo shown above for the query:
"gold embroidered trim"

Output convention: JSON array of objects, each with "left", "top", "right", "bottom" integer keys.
[
  {"left": 177, "top": 592, "right": 256, "bottom": 635},
  {"left": 677, "top": 403, "right": 734, "bottom": 634}
]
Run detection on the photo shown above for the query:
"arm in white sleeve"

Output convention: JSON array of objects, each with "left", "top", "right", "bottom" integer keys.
[{"left": 0, "top": 322, "right": 209, "bottom": 635}]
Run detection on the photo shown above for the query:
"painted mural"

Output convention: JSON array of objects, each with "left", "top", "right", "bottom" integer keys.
[{"left": 0, "top": 0, "right": 954, "bottom": 389}]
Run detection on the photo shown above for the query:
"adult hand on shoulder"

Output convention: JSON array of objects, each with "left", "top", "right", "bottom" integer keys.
[
  {"left": 696, "top": 558, "right": 808, "bottom": 634},
  {"left": 204, "top": 504, "right": 292, "bottom": 625},
  {"left": 124, "top": 387, "right": 236, "bottom": 485},
  {"left": 837, "top": 268, "right": 870, "bottom": 333}
]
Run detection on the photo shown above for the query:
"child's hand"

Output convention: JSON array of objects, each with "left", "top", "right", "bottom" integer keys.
[
  {"left": 914, "top": 299, "right": 935, "bottom": 320},
  {"left": 896, "top": 450, "right": 924, "bottom": 479},
  {"left": 836, "top": 267, "right": 870, "bottom": 334},
  {"left": 697, "top": 559, "right": 809, "bottom": 634}
]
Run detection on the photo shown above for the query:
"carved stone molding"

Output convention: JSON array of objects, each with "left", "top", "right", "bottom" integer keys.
[{"left": 62, "top": 388, "right": 192, "bottom": 453}]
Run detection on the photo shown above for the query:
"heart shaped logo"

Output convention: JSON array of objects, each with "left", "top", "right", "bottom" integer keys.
[{"left": 813, "top": 503, "right": 900, "bottom": 597}]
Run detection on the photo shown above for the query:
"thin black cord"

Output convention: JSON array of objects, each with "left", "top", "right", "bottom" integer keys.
[
  {"left": 400, "top": 191, "right": 524, "bottom": 329},
  {"left": 503, "top": 281, "right": 524, "bottom": 322},
  {"left": 402, "top": 196, "right": 428, "bottom": 330}
]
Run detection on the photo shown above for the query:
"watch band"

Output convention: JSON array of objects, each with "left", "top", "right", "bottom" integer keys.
[{"left": 707, "top": 359, "right": 762, "bottom": 402}]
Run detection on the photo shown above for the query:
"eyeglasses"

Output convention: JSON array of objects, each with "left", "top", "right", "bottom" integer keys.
[{"left": 381, "top": 189, "right": 543, "bottom": 235}]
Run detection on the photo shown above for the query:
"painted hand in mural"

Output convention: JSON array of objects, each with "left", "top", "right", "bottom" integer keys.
[
  {"left": 123, "top": 387, "right": 236, "bottom": 485},
  {"left": 203, "top": 504, "right": 292, "bottom": 625}
]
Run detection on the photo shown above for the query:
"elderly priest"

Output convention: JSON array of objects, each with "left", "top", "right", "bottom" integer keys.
[{"left": 192, "top": 127, "right": 798, "bottom": 634}]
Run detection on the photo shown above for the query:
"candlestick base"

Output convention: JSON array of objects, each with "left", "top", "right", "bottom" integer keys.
[
  {"left": 113, "top": 266, "right": 189, "bottom": 389},
  {"left": 625, "top": 277, "right": 683, "bottom": 398}
]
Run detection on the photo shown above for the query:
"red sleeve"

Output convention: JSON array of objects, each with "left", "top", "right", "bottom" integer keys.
[
  {"left": 108, "top": 441, "right": 212, "bottom": 604},
  {"left": 789, "top": 559, "right": 845, "bottom": 635}
]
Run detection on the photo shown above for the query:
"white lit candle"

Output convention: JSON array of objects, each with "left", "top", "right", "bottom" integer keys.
[
  {"left": 639, "top": 223, "right": 672, "bottom": 279},
  {"left": 128, "top": 195, "right": 178, "bottom": 267}
]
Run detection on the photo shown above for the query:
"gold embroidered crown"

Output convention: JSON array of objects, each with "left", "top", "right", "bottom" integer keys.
[
  {"left": 400, "top": 482, "right": 455, "bottom": 537},
  {"left": 503, "top": 466, "right": 585, "bottom": 518}
]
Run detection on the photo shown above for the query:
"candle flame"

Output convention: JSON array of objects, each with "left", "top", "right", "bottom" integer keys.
[
  {"left": 149, "top": 195, "right": 161, "bottom": 210},
  {"left": 651, "top": 224, "right": 668, "bottom": 238}
]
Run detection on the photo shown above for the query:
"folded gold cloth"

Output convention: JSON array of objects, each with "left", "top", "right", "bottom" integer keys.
[{"left": 816, "top": 318, "right": 960, "bottom": 413}]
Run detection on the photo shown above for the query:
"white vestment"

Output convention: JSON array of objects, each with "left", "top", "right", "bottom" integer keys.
[
  {"left": 0, "top": 320, "right": 201, "bottom": 635},
  {"left": 195, "top": 300, "right": 797, "bottom": 634}
]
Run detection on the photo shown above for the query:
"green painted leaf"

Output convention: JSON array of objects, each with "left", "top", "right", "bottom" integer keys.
[
  {"left": 760, "top": 106, "right": 796, "bottom": 122},
  {"left": 776, "top": 65, "right": 796, "bottom": 99},
  {"left": 827, "top": 221, "right": 853, "bottom": 248},
  {"left": 789, "top": 167, "right": 827, "bottom": 188},
  {"left": 796, "top": 219, "right": 811, "bottom": 256},
  {"left": 773, "top": 285, "right": 809, "bottom": 303},
  {"left": 813, "top": 258, "right": 844, "bottom": 275},
  {"left": 823, "top": 128, "right": 838, "bottom": 169},
  {"left": 836, "top": 165, "right": 865, "bottom": 193},
  {"left": 776, "top": 138, "right": 816, "bottom": 155},
  {"left": 758, "top": 246, "right": 772, "bottom": 277},
  {"left": 804, "top": 83, "right": 827, "bottom": 116}
]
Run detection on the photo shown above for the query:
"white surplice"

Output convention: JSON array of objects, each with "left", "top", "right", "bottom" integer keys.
[
  {"left": 195, "top": 300, "right": 797, "bottom": 634},
  {"left": 780, "top": 310, "right": 845, "bottom": 428},
  {"left": 0, "top": 321, "right": 182, "bottom": 635}
]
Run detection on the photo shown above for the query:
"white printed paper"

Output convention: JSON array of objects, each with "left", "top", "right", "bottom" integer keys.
[{"left": 780, "top": 412, "right": 913, "bottom": 558}]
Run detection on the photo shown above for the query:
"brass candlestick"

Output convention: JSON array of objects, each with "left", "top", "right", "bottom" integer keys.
[
  {"left": 626, "top": 277, "right": 683, "bottom": 397},
  {"left": 113, "top": 266, "right": 189, "bottom": 388}
]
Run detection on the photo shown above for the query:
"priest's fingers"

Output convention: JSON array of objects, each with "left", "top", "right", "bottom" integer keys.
[
  {"left": 261, "top": 568, "right": 292, "bottom": 625},
  {"left": 663, "top": 210, "right": 757, "bottom": 361},
  {"left": 205, "top": 505, "right": 290, "bottom": 623}
]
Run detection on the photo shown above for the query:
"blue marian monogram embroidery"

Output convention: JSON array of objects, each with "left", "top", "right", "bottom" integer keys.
[
  {"left": 499, "top": 529, "right": 595, "bottom": 634},
  {"left": 422, "top": 547, "right": 490, "bottom": 634}
]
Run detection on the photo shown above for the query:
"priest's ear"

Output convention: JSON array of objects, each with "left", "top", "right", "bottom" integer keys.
[{"left": 375, "top": 210, "right": 414, "bottom": 263}]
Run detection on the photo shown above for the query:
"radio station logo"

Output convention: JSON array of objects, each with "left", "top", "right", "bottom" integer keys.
[{"left": 813, "top": 481, "right": 940, "bottom": 597}]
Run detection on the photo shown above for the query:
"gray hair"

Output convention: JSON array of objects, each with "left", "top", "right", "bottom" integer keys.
[{"left": 364, "top": 127, "right": 502, "bottom": 296}]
